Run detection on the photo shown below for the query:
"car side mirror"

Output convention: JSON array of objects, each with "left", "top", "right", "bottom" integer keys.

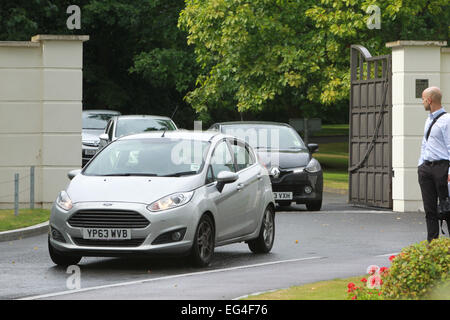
[
  {"left": 68, "top": 169, "right": 82, "bottom": 180},
  {"left": 99, "top": 133, "right": 109, "bottom": 147},
  {"left": 216, "top": 171, "right": 238, "bottom": 192},
  {"left": 307, "top": 143, "right": 319, "bottom": 154},
  {"left": 99, "top": 133, "right": 109, "bottom": 142}
]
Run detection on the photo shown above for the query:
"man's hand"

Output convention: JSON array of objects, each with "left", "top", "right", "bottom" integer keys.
[{"left": 448, "top": 174, "right": 450, "bottom": 182}]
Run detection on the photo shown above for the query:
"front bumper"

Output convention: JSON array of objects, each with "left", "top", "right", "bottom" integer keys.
[
  {"left": 270, "top": 169, "right": 323, "bottom": 204},
  {"left": 49, "top": 201, "right": 198, "bottom": 257}
]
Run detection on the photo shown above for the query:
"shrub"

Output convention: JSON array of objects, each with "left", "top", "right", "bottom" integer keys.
[{"left": 382, "top": 238, "right": 450, "bottom": 300}]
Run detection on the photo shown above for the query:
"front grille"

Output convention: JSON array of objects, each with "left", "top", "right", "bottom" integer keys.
[
  {"left": 73, "top": 238, "right": 145, "bottom": 247},
  {"left": 68, "top": 210, "right": 150, "bottom": 229}
]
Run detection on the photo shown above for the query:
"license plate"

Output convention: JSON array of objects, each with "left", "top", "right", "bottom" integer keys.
[
  {"left": 273, "top": 192, "right": 293, "bottom": 200},
  {"left": 85, "top": 149, "right": 96, "bottom": 156},
  {"left": 82, "top": 228, "right": 131, "bottom": 240}
]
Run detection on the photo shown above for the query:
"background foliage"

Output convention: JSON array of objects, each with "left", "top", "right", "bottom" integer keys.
[
  {"left": 1, "top": 0, "right": 448, "bottom": 128},
  {"left": 179, "top": 0, "right": 449, "bottom": 125}
]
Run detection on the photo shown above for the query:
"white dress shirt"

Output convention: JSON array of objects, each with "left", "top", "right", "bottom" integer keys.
[{"left": 418, "top": 107, "right": 450, "bottom": 174}]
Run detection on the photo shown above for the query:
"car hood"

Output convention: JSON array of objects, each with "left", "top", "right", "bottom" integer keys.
[
  {"left": 67, "top": 174, "right": 204, "bottom": 204},
  {"left": 82, "top": 130, "right": 103, "bottom": 143},
  {"left": 256, "top": 149, "right": 310, "bottom": 169}
]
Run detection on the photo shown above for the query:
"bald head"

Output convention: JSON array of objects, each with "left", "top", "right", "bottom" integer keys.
[{"left": 423, "top": 86, "right": 442, "bottom": 105}]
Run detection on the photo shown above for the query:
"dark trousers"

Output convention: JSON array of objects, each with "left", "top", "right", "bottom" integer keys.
[{"left": 418, "top": 161, "right": 450, "bottom": 241}]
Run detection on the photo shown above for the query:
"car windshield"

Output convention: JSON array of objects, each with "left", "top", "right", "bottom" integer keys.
[
  {"left": 82, "top": 112, "right": 118, "bottom": 129},
  {"left": 222, "top": 124, "right": 306, "bottom": 150},
  {"left": 116, "top": 118, "right": 176, "bottom": 138},
  {"left": 83, "top": 138, "right": 210, "bottom": 177}
]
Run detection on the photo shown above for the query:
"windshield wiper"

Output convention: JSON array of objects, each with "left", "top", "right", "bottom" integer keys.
[
  {"left": 160, "top": 171, "right": 197, "bottom": 177},
  {"left": 99, "top": 173, "right": 159, "bottom": 177}
]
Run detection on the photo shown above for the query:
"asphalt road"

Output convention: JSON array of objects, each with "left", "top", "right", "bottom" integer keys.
[{"left": 0, "top": 192, "right": 433, "bottom": 300}]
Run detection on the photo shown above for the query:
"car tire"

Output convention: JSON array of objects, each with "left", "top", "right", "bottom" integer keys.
[
  {"left": 306, "top": 199, "right": 322, "bottom": 211},
  {"left": 190, "top": 215, "right": 215, "bottom": 268},
  {"left": 248, "top": 206, "right": 275, "bottom": 254},
  {"left": 48, "top": 237, "right": 82, "bottom": 266}
]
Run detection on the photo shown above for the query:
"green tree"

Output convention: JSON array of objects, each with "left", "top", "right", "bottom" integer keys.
[
  {"left": 179, "top": 0, "right": 449, "bottom": 117},
  {"left": 0, "top": 0, "right": 199, "bottom": 128}
]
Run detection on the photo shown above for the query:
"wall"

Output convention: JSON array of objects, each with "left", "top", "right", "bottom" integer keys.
[
  {"left": 388, "top": 41, "right": 449, "bottom": 212},
  {"left": 0, "top": 35, "right": 89, "bottom": 209}
]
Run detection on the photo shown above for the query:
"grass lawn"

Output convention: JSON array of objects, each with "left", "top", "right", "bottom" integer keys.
[
  {"left": 322, "top": 170, "right": 349, "bottom": 190},
  {"left": 312, "top": 124, "right": 349, "bottom": 137},
  {"left": 313, "top": 141, "right": 349, "bottom": 191},
  {"left": 0, "top": 209, "right": 51, "bottom": 232},
  {"left": 243, "top": 276, "right": 361, "bottom": 300},
  {"left": 243, "top": 276, "right": 450, "bottom": 300}
]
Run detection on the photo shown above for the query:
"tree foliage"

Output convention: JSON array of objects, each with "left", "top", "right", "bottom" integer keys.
[
  {"left": 1, "top": 1, "right": 448, "bottom": 127},
  {"left": 0, "top": 0, "right": 198, "bottom": 128},
  {"left": 179, "top": 0, "right": 449, "bottom": 116}
]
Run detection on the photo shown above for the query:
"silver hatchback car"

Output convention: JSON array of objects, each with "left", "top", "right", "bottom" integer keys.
[{"left": 49, "top": 131, "right": 275, "bottom": 267}]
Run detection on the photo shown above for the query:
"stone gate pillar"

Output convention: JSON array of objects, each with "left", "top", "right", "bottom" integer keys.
[
  {"left": 0, "top": 35, "right": 89, "bottom": 209},
  {"left": 387, "top": 40, "right": 448, "bottom": 212}
]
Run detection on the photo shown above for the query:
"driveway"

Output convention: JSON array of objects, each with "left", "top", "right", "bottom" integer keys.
[{"left": 0, "top": 192, "right": 431, "bottom": 300}]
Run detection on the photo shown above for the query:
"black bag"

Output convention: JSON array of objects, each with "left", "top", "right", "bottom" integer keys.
[{"left": 437, "top": 197, "right": 450, "bottom": 234}]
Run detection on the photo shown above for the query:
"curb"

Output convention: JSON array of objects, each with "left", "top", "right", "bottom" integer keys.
[{"left": 0, "top": 221, "right": 49, "bottom": 242}]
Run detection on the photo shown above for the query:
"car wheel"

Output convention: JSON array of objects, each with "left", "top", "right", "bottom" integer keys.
[
  {"left": 48, "top": 237, "right": 81, "bottom": 266},
  {"left": 190, "top": 215, "right": 215, "bottom": 267},
  {"left": 306, "top": 199, "right": 322, "bottom": 211},
  {"left": 248, "top": 206, "right": 275, "bottom": 254}
]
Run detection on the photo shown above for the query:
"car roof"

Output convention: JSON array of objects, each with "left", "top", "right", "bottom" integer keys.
[
  {"left": 118, "top": 130, "right": 249, "bottom": 145},
  {"left": 119, "top": 130, "right": 220, "bottom": 142},
  {"left": 214, "top": 121, "right": 292, "bottom": 128},
  {"left": 114, "top": 115, "right": 173, "bottom": 121},
  {"left": 82, "top": 109, "right": 121, "bottom": 114}
]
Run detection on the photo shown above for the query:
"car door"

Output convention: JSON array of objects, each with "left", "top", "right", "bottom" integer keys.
[
  {"left": 204, "top": 140, "right": 248, "bottom": 241},
  {"left": 228, "top": 139, "right": 264, "bottom": 235}
]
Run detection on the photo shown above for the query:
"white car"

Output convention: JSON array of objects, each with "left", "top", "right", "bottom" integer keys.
[
  {"left": 98, "top": 115, "right": 178, "bottom": 149},
  {"left": 49, "top": 131, "right": 275, "bottom": 267},
  {"left": 82, "top": 110, "right": 121, "bottom": 166}
]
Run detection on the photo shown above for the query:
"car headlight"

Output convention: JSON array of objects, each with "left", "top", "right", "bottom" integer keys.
[
  {"left": 147, "top": 191, "right": 194, "bottom": 212},
  {"left": 56, "top": 191, "right": 73, "bottom": 211},
  {"left": 304, "top": 158, "right": 321, "bottom": 173}
]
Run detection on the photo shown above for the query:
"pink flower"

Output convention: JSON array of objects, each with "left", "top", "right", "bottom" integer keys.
[
  {"left": 366, "top": 265, "right": 380, "bottom": 275},
  {"left": 361, "top": 278, "right": 367, "bottom": 283},
  {"left": 367, "top": 274, "right": 382, "bottom": 289}
]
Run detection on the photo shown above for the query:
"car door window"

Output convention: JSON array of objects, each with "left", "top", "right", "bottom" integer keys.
[
  {"left": 230, "top": 141, "right": 255, "bottom": 172},
  {"left": 210, "top": 141, "right": 235, "bottom": 179}
]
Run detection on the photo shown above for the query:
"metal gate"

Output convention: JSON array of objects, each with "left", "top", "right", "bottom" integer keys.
[{"left": 348, "top": 45, "right": 392, "bottom": 208}]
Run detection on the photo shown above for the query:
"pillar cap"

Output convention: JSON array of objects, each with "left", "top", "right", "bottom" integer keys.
[
  {"left": 386, "top": 40, "right": 447, "bottom": 48},
  {"left": 31, "top": 34, "right": 89, "bottom": 42}
]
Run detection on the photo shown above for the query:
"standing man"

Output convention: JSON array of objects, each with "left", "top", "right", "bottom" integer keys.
[{"left": 418, "top": 86, "right": 450, "bottom": 241}]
